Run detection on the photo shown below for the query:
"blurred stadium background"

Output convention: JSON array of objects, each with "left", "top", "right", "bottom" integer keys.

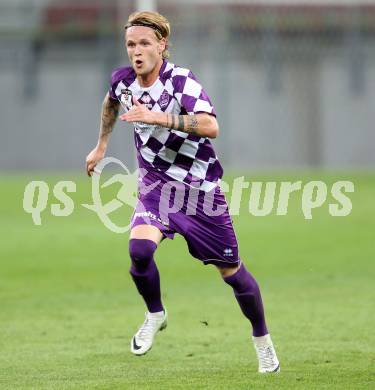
[
  {"left": 1, "top": 1, "right": 374, "bottom": 389},
  {"left": 1, "top": 0, "right": 375, "bottom": 171}
]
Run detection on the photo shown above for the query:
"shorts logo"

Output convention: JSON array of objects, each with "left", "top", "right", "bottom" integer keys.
[
  {"left": 159, "top": 90, "right": 170, "bottom": 108},
  {"left": 134, "top": 210, "right": 169, "bottom": 227},
  {"left": 223, "top": 248, "right": 233, "bottom": 257}
]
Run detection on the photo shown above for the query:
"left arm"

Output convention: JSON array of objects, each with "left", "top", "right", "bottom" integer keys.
[{"left": 120, "top": 98, "right": 219, "bottom": 139}]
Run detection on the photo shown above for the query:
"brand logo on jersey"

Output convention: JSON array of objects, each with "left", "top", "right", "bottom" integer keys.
[
  {"left": 142, "top": 94, "right": 151, "bottom": 104},
  {"left": 141, "top": 93, "right": 153, "bottom": 109},
  {"left": 159, "top": 90, "right": 170, "bottom": 108}
]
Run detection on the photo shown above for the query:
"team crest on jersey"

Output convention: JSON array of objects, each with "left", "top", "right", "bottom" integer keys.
[{"left": 159, "top": 89, "right": 170, "bottom": 108}]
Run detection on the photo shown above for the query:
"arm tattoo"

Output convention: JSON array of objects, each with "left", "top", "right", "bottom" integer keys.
[
  {"left": 170, "top": 114, "right": 176, "bottom": 130},
  {"left": 167, "top": 114, "right": 199, "bottom": 136},
  {"left": 166, "top": 114, "right": 170, "bottom": 128},
  {"left": 100, "top": 94, "right": 120, "bottom": 139},
  {"left": 177, "top": 115, "right": 185, "bottom": 131},
  {"left": 187, "top": 116, "right": 199, "bottom": 133}
]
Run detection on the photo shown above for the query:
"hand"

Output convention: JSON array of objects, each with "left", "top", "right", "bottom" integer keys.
[
  {"left": 119, "top": 96, "right": 156, "bottom": 125},
  {"left": 85, "top": 145, "right": 106, "bottom": 177}
]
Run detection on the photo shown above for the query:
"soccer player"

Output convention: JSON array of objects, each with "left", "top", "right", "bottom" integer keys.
[{"left": 86, "top": 11, "right": 280, "bottom": 373}]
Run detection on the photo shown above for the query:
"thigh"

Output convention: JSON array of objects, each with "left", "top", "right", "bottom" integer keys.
[
  {"left": 183, "top": 212, "right": 241, "bottom": 268},
  {"left": 130, "top": 224, "right": 163, "bottom": 245},
  {"left": 131, "top": 195, "right": 176, "bottom": 240},
  {"left": 173, "top": 188, "right": 241, "bottom": 268}
]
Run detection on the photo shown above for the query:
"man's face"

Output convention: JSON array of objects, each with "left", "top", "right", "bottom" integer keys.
[{"left": 125, "top": 26, "right": 165, "bottom": 76}]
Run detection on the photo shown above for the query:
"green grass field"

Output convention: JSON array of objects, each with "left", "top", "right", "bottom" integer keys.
[{"left": 1, "top": 172, "right": 374, "bottom": 389}]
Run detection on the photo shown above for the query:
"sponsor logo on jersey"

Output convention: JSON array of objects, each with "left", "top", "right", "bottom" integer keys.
[{"left": 120, "top": 88, "right": 133, "bottom": 110}]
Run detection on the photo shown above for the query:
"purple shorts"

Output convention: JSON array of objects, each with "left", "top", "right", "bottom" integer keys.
[{"left": 131, "top": 171, "right": 240, "bottom": 268}]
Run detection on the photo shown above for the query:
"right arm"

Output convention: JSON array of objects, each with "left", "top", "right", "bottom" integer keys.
[{"left": 85, "top": 93, "right": 120, "bottom": 176}]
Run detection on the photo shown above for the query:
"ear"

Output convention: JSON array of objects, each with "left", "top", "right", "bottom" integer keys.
[{"left": 158, "top": 38, "right": 166, "bottom": 54}]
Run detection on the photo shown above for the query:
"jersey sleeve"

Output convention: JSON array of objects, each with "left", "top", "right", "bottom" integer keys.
[
  {"left": 108, "top": 86, "right": 117, "bottom": 100},
  {"left": 108, "top": 68, "right": 119, "bottom": 100},
  {"left": 172, "top": 68, "right": 216, "bottom": 117}
]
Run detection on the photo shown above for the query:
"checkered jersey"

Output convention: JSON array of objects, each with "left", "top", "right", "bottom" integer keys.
[{"left": 109, "top": 60, "right": 223, "bottom": 192}]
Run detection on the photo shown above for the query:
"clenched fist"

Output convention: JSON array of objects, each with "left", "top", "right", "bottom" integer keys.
[{"left": 85, "top": 145, "right": 106, "bottom": 176}]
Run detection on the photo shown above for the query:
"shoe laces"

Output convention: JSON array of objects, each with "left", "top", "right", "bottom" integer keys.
[
  {"left": 138, "top": 314, "right": 160, "bottom": 342},
  {"left": 257, "top": 345, "right": 278, "bottom": 369}
]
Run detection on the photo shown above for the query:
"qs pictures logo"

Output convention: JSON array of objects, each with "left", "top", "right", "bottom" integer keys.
[
  {"left": 22, "top": 157, "right": 355, "bottom": 233},
  {"left": 23, "top": 157, "right": 143, "bottom": 233},
  {"left": 82, "top": 158, "right": 139, "bottom": 233}
]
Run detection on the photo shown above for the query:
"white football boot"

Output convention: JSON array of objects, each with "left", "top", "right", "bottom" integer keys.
[
  {"left": 252, "top": 334, "right": 280, "bottom": 373},
  {"left": 130, "top": 310, "right": 167, "bottom": 356}
]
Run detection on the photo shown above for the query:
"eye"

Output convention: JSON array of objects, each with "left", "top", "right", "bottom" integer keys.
[{"left": 127, "top": 42, "right": 135, "bottom": 48}]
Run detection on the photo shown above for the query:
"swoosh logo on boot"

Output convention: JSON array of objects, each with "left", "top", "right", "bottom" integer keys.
[{"left": 132, "top": 337, "right": 141, "bottom": 350}]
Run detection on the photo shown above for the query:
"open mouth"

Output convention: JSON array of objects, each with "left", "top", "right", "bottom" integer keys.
[{"left": 134, "top": 59, "right": 143, "bottom": 67}]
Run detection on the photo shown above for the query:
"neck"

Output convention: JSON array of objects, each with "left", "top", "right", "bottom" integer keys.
[{"left": 137, "top": 58, "right": 164, "bottom": 88}]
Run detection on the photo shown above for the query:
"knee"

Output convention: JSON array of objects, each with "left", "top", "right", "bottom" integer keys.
[
  {"left": 222, "top": 263, "right": 259, "bottom": 294},
  {"left": 216, "top": 265, "right": 240, "bottom": 278},
  {"left": 129, "top": 239, "right": 157, "bottom": 270}
]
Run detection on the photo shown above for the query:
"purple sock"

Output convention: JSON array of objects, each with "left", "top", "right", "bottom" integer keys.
[
  {"left": 224, "top": 263, "right": 268, "bottom": 337},
  {"left": 129, "top": 239, "right": 164, "bottom": 313}
]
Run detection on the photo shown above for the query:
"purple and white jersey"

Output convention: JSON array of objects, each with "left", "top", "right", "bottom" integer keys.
[{"left": 109, "top": 60, "right": 223, "bottom": 192}]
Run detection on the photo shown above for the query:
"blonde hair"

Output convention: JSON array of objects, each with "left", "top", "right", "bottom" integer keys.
[{"left": 125, "top": 11, "right": 171, "bottom": 59}]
